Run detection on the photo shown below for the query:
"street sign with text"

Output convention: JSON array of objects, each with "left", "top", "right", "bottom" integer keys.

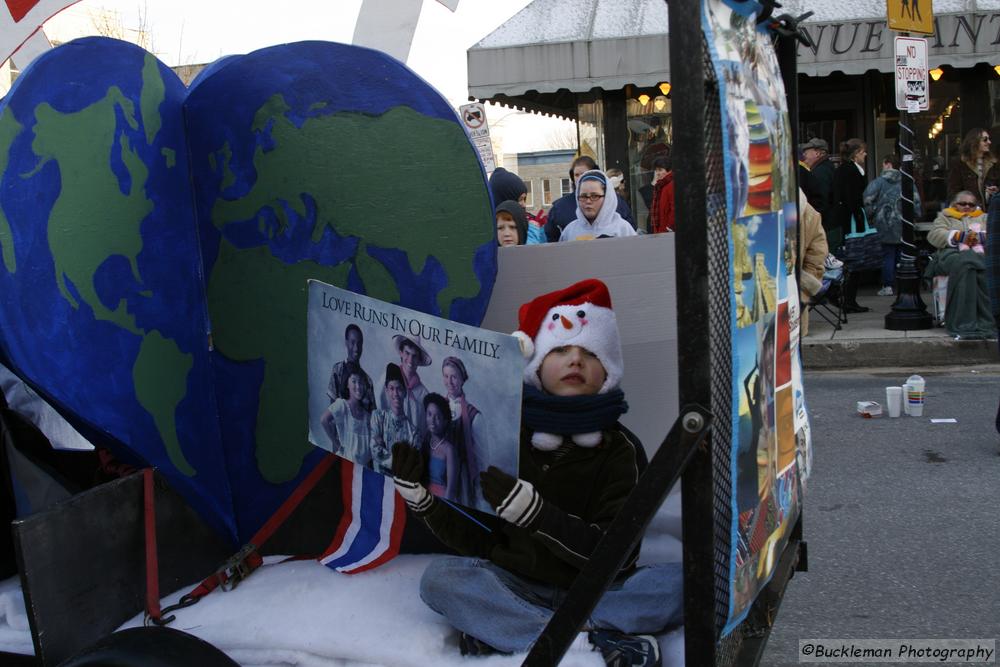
[
  {"left": 894, "top": 36, "right": 928, "bottom": 111},
  {"left": 458, "top": 102, "right": 496, "bottom": 172}
]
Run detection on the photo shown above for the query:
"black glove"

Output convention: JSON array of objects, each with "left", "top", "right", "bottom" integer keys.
[
  {"left": 480, "top": 466, "right": 542, "bottom": 529},
  {"left": 391, "top": 442, "right": 432, "bottom": 513}
]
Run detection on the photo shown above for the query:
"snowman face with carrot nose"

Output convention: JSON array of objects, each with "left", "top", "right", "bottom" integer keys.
[{"left": 536, "top": 307, "right": 607, "bottom": 396}]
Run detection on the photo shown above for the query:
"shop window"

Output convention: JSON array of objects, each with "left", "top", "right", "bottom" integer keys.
[
  {"left": 626, "top": 96, "right": 672, "bottom": 233},
  {"left": 577, "top": 100, "right": 606, "bottom": 169},
  {"left": 561, "top": 178, "right": 572, "bottom": 196},
  {"left": 524, "top": 180, "right": 533, "bottom": 208}
]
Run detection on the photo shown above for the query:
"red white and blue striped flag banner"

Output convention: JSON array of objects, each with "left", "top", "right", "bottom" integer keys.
[
  {"left": 1, "top": 0, "right": 79, "bottom": 65},
  {"left": 319, "top": 461, "right": 406, "bottom": 574}
]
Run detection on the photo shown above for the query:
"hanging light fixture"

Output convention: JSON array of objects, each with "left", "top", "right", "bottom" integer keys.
[
  {"left": 653, "top": 97, "right": 666, "bottom": 111},
  {"left": 929, "top": 67, "right": 944, "bottom": 81},
  {"left": 995, "top": 64, "right": 1000, "bottom": 77},
  {"left": 658, "top": 82, "right": 671, "bottom": 96},
  {"left": 638, "top": 93, "right": 650, "bottom": 106}
]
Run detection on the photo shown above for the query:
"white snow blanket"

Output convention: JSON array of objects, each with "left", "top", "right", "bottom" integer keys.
[{"left": 0, "top": 503, "right": 685, "bottom": 666}]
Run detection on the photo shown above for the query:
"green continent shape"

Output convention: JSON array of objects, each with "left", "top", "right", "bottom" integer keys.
[
  {"left": 139, "top": 54, "right": 165, "bottom": 146},
  {"left": 0, "top": 107, "right": 22, "bottom": 273},
  {"left": 210, "top": 99, "right": 493, "bottom": 311},
  {"left": 207, "top": 238, "right": 350, "bottom": 482},
  {"left": 133, "top": 331, "right": 196, "bottom": 475},
  {"left": 30, "top": 87, "right": 154, "bottom": 333}
]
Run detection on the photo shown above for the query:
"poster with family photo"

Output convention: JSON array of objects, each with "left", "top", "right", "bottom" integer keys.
[{"left": 306, "top": 280, "right": 522, "bottom": 513}]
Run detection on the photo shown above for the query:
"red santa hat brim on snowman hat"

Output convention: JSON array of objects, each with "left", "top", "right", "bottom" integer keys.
[{"left": 513, "top": 278, "right": 623, "bottom": 394}]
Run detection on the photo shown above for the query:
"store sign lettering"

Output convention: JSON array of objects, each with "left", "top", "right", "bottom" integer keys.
[{"left": 796, "top": 13, "right": 1000, "bottom": 62}]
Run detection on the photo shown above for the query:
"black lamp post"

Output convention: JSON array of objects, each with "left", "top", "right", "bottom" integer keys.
[{"left": 885, "top": 106, "right": 933, "bottom": 330}]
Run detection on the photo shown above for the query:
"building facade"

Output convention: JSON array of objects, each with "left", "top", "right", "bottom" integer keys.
[{"left": 468, "top": 0, "right": 1000, "bottom": 230}]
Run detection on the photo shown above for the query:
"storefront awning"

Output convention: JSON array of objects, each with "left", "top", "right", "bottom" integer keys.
[
  {"left": 469, "top": 0, "right": 1000, "bottom": 105},
  {"left": 467, "top": 0, "right": 670, "bottom": 108}
]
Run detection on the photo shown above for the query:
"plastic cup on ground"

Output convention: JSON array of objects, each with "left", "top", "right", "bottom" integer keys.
[
  {"left": 886, "top": 386, "right": 902, "bottom": 418},
  {"left": 906, "top": 374, "right": 925, "bottom": 417},
  {"left": 902, "top": 383, "right": 912, "bottom": 415}
]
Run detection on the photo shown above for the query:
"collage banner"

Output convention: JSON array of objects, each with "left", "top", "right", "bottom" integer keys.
[{"left": 704, "top": 0, "right": 814, "bottom": 633}]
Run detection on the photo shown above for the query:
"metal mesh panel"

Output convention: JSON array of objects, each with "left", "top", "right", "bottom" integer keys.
[{"left": 701, "top": 31, "right": 743, "bottom": 666}]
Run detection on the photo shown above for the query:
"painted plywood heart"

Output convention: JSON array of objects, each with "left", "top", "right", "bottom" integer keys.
[{"left": 0, "top": 37, "right": 496, "bottom": 541}]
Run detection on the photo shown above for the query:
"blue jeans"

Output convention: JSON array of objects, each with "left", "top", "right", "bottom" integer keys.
[
  {"left": 419, "top": 557, "right": 684, "bottom": 654},
  {"left": 882, "top": 243, "right": 900, "bottom": 287}
]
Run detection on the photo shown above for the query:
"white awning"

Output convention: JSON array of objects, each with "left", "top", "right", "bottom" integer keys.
[
  {"left": 468, "top": 0, "right": 671, "bottom": 99},
  {"left": 468, "top": 0, "right": 1000, "bottom": 100}
]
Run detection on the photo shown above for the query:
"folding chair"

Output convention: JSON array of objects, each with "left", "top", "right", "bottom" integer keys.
[{"left": 806, "top": 265, "right": 848, "bottom": 330}]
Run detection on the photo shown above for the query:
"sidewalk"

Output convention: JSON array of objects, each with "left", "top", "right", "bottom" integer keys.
[{"left": 800, "top": 285, "right": 998, "bottom": 369}]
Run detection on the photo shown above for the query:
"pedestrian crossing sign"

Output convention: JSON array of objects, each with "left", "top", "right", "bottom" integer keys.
[{"left": 887, "top": 0, "right": 934, "bottom": 34}]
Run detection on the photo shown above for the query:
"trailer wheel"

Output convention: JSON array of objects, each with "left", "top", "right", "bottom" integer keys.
[{"left": 58, "top": 626, "right": 238, "bottom": 667}]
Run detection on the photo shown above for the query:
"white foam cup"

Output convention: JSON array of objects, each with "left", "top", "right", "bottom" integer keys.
[
  {"left": 906, "top": 374, "right": 925, "bottom": 417},
  {"left": 886, "top": 386, "right": 902, "bottom": 418}
]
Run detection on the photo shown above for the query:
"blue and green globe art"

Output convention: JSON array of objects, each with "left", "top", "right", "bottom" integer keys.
[{"left": 0, "top": 37, "right": 496, "bottom": 543}]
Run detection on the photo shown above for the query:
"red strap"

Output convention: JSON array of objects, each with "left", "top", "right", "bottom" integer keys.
[
  {"left": 171, "top": 454, "right": 339, "bottom": 606},
  {"left": 143, "top": 468, "right": 162, "bottom": 622}
]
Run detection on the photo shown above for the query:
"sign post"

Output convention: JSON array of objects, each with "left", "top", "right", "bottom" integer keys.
[
  {"left": 458, "top": 102, "right": 496, "bottom": 173},
  {"left": 886, "top": 32, "right": 933, "bottom": 330}
]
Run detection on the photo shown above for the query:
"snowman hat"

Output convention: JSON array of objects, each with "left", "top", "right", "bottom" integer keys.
[{"left": 513, "top": 278, "right": 623, "bottom": 394}]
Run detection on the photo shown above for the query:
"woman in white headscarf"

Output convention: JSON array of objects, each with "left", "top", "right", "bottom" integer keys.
[{"left": 558, "top": 170, "right": 639, "bottom": 242}]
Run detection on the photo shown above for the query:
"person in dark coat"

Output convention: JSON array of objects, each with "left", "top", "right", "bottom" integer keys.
[
  {"left": 832, "top": 138, "right": 870, "bottom": 313},
  {"left": 800, "top": 138, "right": 835, "bottom": 243},
  {"left": 863, "top": 154, "right": 921, "bottom": 296},
  {"left": 544, "top": 156, "right": 635, "bottom": 241},
  {"left": 985, "top": 193, "right": 1000, "bottom": 435},
  {"left": 489, "top": 167, "right": 527, "bottom": 207}
]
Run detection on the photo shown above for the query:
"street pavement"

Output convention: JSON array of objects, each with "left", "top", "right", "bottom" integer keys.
[
  {"left": 801, "top": 285, "right": 997, "bottom": 370},
  {"left": 760, "top": 367, "right": 1000, "bottom": 667}
]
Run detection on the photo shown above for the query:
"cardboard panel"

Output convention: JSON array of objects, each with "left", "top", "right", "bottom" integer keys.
[
  {"left": 481, "top": 234, "right": 679, "bottom": 454},
  {"left": 12, "top": 472, "right": 231, "bottom": 666}
]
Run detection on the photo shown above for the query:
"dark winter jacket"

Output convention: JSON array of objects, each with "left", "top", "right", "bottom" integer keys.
[
  {"left": 863, "top": 168, "right": 921, "bottom": 245},
  {"left": 947, "top": 155, "right": 999, "bottom": 208},
  {"left": 986, "top": 194, "right": 1000, "bottom": 322},
  {"left": 832, "top": 161, "right": 867, "bottom": 236},
  {"left": 544, "top": 192, "right": 635, "bottom": 242},
  {"left": 808, "top": 157, "right": 836, "bottom": 225},
  {"left": 414, "top": 426, "right": 643, "bottom": 589}
]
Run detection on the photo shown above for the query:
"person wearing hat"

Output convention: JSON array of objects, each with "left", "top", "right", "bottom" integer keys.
[
  {"left": 800, "top": 137, "right": 835, "bottom": 243},
  {"left": 369, "top": 363, "right": 420, "bottom": 475},
  {"left": 390, "top": 279, "right": 680, "bottom": 666},
  {"left": 559, "top": 170, "right": 639, "bottom": 242},
  {"left": 495, "top": 200, "right": 528, "bottom": 247},
  {"left": 545, "top": 156, "right": 636, "bottom": 242},
  {"left": 378, "top": 334, "right": 432, "bottom": 436},
  {"left": 441, "top": 356, "right": 486, "bottom": 507}
]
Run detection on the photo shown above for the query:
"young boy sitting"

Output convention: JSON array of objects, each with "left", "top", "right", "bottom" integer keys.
[{"left": 391, "top": 279, "right": 682, "bottom": 666}]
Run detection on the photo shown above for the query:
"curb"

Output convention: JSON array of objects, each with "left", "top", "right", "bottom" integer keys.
[{"left": 801, "top": 337, "right": 997, "bottom": 370}]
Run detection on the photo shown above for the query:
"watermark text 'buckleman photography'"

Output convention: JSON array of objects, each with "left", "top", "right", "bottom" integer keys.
[{"left": 799, "top": 639, "right": 995, "bottom": 663}]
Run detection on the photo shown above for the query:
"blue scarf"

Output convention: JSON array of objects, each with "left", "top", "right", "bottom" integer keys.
[{"left": 521, "top": 384, "right": 628, "bottom": 435}]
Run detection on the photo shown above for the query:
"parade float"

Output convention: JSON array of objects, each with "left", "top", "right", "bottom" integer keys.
[{"left": 0, "top": 0, "right": 811, "bottom": 664}]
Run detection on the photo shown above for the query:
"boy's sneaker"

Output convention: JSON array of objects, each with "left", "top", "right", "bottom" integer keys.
[
  {"left": 588, "top": 630, "right": 661, "bottom": 667},
  {"left": 877, "top": 286, "right": 894, "bottom": 296},
  {"left": 458, "top": 632, "right": 504, "bottom": 657},
  {"left": 824, "top": 255, "right": 844, "bottom": 270}
]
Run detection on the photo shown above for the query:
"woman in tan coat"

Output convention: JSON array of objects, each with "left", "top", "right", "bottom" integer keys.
[{"left": 797, "top": 189, "right": 828, "bottom": 337}]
